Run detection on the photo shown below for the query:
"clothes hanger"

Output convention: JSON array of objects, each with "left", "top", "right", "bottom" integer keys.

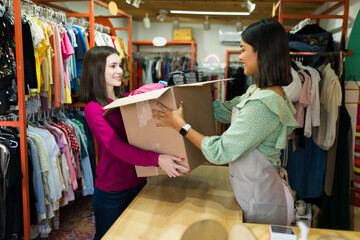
[
  {"left": 0, "top": 136, "right": 18, "bottom": 148},
  {"left": 291, "top": 61, "right": 305, "bottom": 83},
  {"left": 345, "top": 74, "right": 360, "bottom": 88}
]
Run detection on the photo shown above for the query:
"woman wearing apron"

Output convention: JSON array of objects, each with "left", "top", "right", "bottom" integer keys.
[{"left": 152, "top": 18, "right": 299, "bottom": 225}]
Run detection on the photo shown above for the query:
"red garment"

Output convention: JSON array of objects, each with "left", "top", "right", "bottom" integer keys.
[{"left": 130, "top": 83, "right": 166, "bottom": 96}]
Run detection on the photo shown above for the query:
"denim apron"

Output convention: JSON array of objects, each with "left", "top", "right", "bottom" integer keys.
[{"left": 229, "top": 107, "right": 293, "bottom": 225}]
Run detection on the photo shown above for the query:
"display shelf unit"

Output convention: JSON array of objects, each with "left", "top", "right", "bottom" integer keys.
[
  {"left": 132, "top": 40, "right": 197, "bottom": 89},
  {"left": 7, "top": 1, "right": 131, "bottom": 239}
]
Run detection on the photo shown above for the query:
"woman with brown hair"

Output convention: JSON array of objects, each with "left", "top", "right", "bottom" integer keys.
[{"left": 79, "top": 46, "right": 189, "bottom": 239}]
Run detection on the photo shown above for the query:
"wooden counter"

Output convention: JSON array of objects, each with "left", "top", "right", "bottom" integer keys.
[
  {"left": 102, "top": 165, "right": 242, "bottom": 239},
  {"left": 102, "top": 165, "right": 360, "bottom": 240}
]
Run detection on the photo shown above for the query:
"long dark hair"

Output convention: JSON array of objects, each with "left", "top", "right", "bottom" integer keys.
[
  {"left": 241, "top": 18, "right": 292, "bottom": 87},
  {"left": 79, "top": 46, "right": 124, "bottom": 106}
]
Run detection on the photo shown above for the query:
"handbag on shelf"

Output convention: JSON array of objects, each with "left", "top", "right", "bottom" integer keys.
[{"left": 165, "top": 69, "right": 205, "bottom": 86}]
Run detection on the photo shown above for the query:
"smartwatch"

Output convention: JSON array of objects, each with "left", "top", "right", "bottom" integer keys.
[{"left": 179, "top": 124, "right": 192, "bottom": 136}]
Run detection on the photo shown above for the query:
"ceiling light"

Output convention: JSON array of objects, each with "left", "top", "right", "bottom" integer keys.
[
  {"left": 132, "top": 0, "right": 141, "bottom": 8},
  {"left": 172, "top": 18, "right": 180, "bottom": 30},
  {"left": 143, "top": 13, "right": 151, "bottom": 29},
  {"left": 157, "top": 10, "right": 168, "bottom": 22},
  {"left": 247, "top": 0, "right": 256, "bottom": 13},
  {"left": 170, "top": 10, "right": 250, "bottom": 16},
  {"left": 235, "top": 19, "right": 243, "bottom": 32},
  {"left": 203, "top": 16, "right": 210, "bottom": 31},
  {"left": 126, "top": 0, "right": 131, "bottom": 4}
]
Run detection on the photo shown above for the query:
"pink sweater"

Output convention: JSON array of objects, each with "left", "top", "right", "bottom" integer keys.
[{"left": 84, "top": 99, "right": 159, "bottom": 191}]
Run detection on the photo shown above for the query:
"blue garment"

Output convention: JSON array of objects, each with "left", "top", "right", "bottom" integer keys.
[
  {"left": 27, "top": 138, "right": 45, "bottom": 215},
  {"left": 283, "top": 137, "right": 327, "bottom": 199},
  {"left": 145, "top": 59, "right": 154, "bottom": 84},
  {"left": 64, "top": 119, "right": 94, "bottom": 196},
  {"left": 73, "top": 26, "right": 87, "bottom": 78},
  {"left": 68, "top": 112, "right": 96, "bottom": 178},
  {"left": 289, "top": 41, "right": 325, "bottom": 67},
  {"left": 77, "top": 127, "right": 94, "bottom": 196},
  {"left": 92, "top": 182, "right": 146, "bottom": 240},
  {"left": 163, "top": 61, "right": 168, "bottom": 76}
]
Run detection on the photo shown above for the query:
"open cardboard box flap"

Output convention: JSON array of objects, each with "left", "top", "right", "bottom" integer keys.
[{"left": 103, "top": 79, "right": 233, "bottom": 113}]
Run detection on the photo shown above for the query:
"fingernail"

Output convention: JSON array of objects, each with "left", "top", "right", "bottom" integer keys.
[
  {"left": 187, "top": 170, "right": 191, "bottom": 173},
  {"left": 181, "top": 158, "right": 184, "bottom": 161}
]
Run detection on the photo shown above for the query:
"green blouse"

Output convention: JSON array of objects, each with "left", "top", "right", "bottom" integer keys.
[{"left": 201, "top": 84, "right": 298, "bottom": 167}]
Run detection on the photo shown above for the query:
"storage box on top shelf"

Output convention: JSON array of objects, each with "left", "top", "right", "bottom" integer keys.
[
  {"left": 103, "top": 79, "right": 230, "bottom": 177},
  {"left": 173, "top": 27, "right": 193, "bottom": 41}
]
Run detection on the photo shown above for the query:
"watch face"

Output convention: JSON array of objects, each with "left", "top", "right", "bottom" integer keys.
[{"left": 180, "top": 127, "right": 188, "bottom": 136}]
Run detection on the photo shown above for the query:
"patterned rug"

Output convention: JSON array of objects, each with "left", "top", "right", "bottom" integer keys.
[{"left": 48, "top": 195, "right": 95, "bottom": 240}]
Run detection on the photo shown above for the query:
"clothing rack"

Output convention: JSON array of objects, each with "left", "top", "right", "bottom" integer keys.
[
  {"left": 36, "top": 0, "right": 133, "bottom": 91},
  {"left": 1, "top": 1, "right": 30, "bottom": 239},
  {"left": 274, "top": 0, "right": 350, "bottom": 49},
  {"left": 132, "top": 40, "right": 197, "bottom": 90},
  {"left": 5, "top": 1, "right": 131, "bottom": 239},
  {"left": 290, "top": 50, "right": 352, "bottom": 57},
  {"left": 133, "top": 51, "right": 193, "bottom": 56}
]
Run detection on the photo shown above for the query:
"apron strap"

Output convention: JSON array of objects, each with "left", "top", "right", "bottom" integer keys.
[{"left": 277, "top": 167, "right": 295, "bottom": 199}]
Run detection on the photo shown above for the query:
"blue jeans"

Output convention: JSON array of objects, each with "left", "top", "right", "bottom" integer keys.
[{"left": 92, "top": 181, "right": 146, "bottom": 240}]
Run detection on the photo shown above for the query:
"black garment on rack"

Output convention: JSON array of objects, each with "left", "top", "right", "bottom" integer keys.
[
  {"left": 27, "top": 142, "right": 39, "bottom": 226},
  {"left": 0, "top": 15, "right": 15, "bottom": 114},
  {"left": 226, "top": 66, "right": 247, "bottom": 101},
  {"left": 0, "top": 139, "right": 23, "bottom": 239},
  {"left": 318, "top": 69, "right": 351, "bottom": 230},
  {"left": 21, "top": 20, "right": 37, "bottom": 95}
]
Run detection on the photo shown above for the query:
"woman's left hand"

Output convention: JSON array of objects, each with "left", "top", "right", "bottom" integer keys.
[{"left": 152, "top": 101, "right": 186, "bottom": 131}]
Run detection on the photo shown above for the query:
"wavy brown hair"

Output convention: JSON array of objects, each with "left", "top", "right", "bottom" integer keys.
[
  {"left": 241, "top": 18, "right": 292, "bottom": 88},
  {"left": 79, "top": 46, "right": 124, "bottom": 106}
]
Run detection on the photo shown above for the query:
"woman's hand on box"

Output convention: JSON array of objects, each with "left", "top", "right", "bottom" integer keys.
[
  {"left": 152, "top": 100, "right": 205, "bottom": 150},
  {"left": 152, "top": 101, "right": 186, "bottom": 132},
  {"left": 158, "top": 154, "right": 190, "bottom": 178}
]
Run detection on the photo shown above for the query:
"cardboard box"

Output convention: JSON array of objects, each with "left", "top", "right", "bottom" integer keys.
[
  {"left": 173, "top": 27, "right": 193, "bottom": 41},
  {"left": 104, "top": 80, "right": 229, "bottom": 177}
]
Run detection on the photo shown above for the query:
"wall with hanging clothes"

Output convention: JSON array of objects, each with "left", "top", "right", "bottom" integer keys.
[
  {"left": 198, "top": 63, "right": 226, "bottom": 103},
  {"left": 25, "top": 107, "right": 94, "bottom": 238},
  {"left": 0, "top": 109, "right": 95, "bottom": 239},
  {"left": 132, "top": 52, "right": 193, "bottom": 90},
  {"left": 283, "top": 28, "right": 345, "bottom": 195},
  {"left": 0, "top": 1, "right": 130, "bottom": 113},
  {"left": 281, "top": 23, "right": 351, "bottom": 229},
  {"left": 0, "top": 1, "right": 122, "bottom": 238}
]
